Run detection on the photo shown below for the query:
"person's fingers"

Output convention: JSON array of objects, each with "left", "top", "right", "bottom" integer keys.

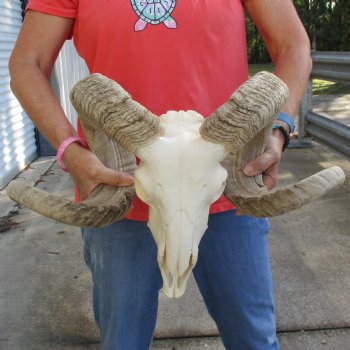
[
  {"left": 243, "top": 146, "right": 281, "bottom": 190},
  {"left": 75, "top": 169, "right": 134, "bottom": 201},
  {"left": 64, "top": 146, "right": 134, "bottom": 200},
  {"left": 243, "top": 152, "right": 274, "bottom": 176},
  {"left": 98, "top": 167, "right": 134, "bottom": 187},
  {"left": 78, "top": 183, "right": 97, "bottom": 201},
  {"left": 262, "top": 168, "right": 278, "bottom": 190}
]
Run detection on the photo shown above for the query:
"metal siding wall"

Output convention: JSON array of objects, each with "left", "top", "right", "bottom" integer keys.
[
  {"left": 0, "top": 0, "right": 37, "bottom": 189},
  {"left": 52, "top": 40, "right": 90, "bottom": 131},
  {"left": 38, "top": 40, "right": 89, "bottom": 155}
]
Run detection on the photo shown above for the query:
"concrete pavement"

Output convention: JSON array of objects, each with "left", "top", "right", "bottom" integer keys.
[
  {"left": 4, "top": 329, "right": 350, "bottom": 350},
  {"left": 0, "top": 126, "right": 349, "bottom": 348}
]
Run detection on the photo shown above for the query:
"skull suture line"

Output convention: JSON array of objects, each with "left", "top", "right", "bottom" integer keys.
[{"left": 7, "top": 72, "right": 345, "bottom": 298}]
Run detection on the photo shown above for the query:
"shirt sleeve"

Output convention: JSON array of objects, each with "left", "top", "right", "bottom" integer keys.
[{"left": 26, "top": 0, "right": 78, "bottom": 19}]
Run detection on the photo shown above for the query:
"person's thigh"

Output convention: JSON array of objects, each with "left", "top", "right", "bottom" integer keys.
[
  {"left": 81, "top": 219, "right": 162, "bottom": 350},
  {"left": 193, "top": 210, "right": 279, "bottom": 350}
]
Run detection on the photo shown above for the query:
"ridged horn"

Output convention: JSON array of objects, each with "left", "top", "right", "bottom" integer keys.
[
  {"left": 7, "top": 74, "right": 166, "bottom": 227},
  {"left": 70, "top": 73, "right": 164, "bottom": 153},
  {"left": 199, "top": 71, "right": 288, "bottom": 151},
  {"left": 7, "top": 179, "right": 135, "bottom": 227},
  {"left": 7, "top": 121, "right": 137, "bottom": 227},
  {"left": 228, "top": 166, "right": 345, "bottom": 217},
  {"left": 215, "top": 72, "right": 346, "bottom": 217}
]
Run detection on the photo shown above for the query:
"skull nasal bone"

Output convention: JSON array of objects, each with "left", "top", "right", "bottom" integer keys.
[{"left": 166, "top": 209, "right": 197, "bottom": 276}]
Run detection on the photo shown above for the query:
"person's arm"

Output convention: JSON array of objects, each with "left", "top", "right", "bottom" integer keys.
[
  {"left": 9, "top": 11, "right": 133, "bottom": 200},
  {"left": 242, "top": 0, "right": 312, "bottom": 190}
]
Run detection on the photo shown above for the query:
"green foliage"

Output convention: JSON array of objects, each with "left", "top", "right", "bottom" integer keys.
[
  {"left": 246, "top": 0, "right": 350, "bottom": 63},
  {"left": 294, "top": 0, "right": 350, "bottom": 51},
  {"left": 245, "top": 15, "right": 271, "bottom": 64}
]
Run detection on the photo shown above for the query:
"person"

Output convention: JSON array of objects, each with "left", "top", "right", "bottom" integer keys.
[{"left": 9, "top": 0, "right": 312, "bottom": 349}]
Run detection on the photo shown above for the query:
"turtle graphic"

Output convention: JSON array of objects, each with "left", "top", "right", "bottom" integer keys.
[{"left": 131, "top": 0, "right": 177, "bottom": 32}]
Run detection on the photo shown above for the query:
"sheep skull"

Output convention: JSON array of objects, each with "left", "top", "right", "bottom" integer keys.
[{"left": 135, "top": 110, "right": 228, "bottom": 297}]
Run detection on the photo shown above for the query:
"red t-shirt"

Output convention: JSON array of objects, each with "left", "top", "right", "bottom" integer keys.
[{"left": 27, "top": 0, "right": 249, "bottom": 221}]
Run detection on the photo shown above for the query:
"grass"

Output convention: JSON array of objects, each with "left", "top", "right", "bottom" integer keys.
[
  {"left": 312, "top": 79, "right": 350, "bottom": 95},
  {"left": 249, "top": 64, "right": 350, "bottom": 95}
]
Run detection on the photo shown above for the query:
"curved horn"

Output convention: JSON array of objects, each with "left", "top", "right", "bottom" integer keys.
[
  {"left": 228, "top": 166, "right": 345, "bottom": 217},
  {"left": 223, "top": 124, "right": 346, "bottom": 217},
  {"left": 199, "top": 71, "right": 288, "bottom": 151},
  {"left": 7, "top": 74, "right": 166, "bottom": 227},
  {"left": 7, "top": 131, "right": 137, "bottom": 227},
  {"left": 200, "top": 71, "right": 346, "bottom": 217},
  {"left": 70, "top": 73, "right": 164, "bottom": 153},
  {"left": 214, "top": 72, "right": 346, "bottom": 216},
  {"left": 7, "top": 179, "right": 135, "bottom": 227}
]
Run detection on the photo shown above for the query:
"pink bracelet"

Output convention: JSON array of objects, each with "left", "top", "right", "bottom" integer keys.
[{"left": 56, "top": 136, "right": 88, "bottom": 172}]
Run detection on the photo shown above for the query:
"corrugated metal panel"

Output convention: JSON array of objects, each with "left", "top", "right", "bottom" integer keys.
[
  {"left": 52, "top": 40, "right": 89, "bottom": 130},
  {"left": 38, "top": 40, "right": 89, "bottom": 155},
  {"left": 0, "top": 0, "right": 37, "bottom": 189}
]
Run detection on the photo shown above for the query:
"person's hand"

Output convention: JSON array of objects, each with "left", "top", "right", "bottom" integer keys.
[
  {"left": 62, "top": 142, "right": 134, "bottom": 200},
  {"left": 243, "top": 130, "right": 285, "bottom": 190}
]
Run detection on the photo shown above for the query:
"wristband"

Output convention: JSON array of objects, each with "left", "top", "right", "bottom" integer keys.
[
  {"left": 277, "top": 112, "right": 295, "bottom": 134},
  {"left": 56, "top": 136, "right": 88, "bottom": 172},
  {"left": 272, "top": 124, "right": 290, "bottom": 151}
]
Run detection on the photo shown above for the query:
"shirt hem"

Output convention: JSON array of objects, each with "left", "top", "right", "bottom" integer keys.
[{"left": 26, "top": 3, "right": 77, "bottom": 19}]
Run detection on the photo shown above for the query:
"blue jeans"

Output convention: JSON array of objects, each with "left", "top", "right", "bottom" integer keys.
[{"left": 81, "top": 210, "right": 279, "bottom": 350}]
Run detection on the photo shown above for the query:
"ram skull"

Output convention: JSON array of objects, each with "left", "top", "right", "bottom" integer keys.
[
  {"left": 7, "top": 72, "right": 345, "bottom": 298},
  {"left": 135, "top": 110, "right": 228, "bottom": 296}
]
